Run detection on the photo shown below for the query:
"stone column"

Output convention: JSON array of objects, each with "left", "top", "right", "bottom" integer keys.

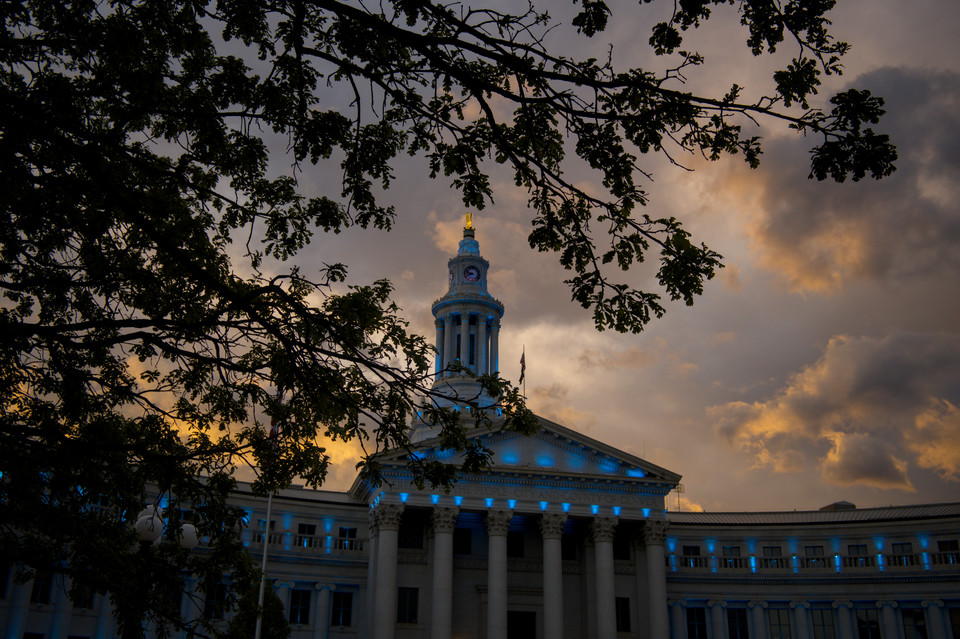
[
  {"left": 94, "top": 592, "right": 115, "bottom": 639},
  {"left": 373, "top": 503, "right": 404, "bottom": 639},
  {"left": 644, "top": 520, "right": 670, "bottom": 639},
  {"left": 5, "top": 574, "right": 32, "bottom": 639},
  {"left": 877, "top": 601, "right": 899, "bottom": 639},
  {"left": 490, "top": 321, "right": 500, "bottom": 373},
  {"left": 669, "top": 600, "right": 686, "bottom": 639},
  {"left": 749, "top": 601, "right": 769, "bottom": 639},
  {"left": 834, "top": 601, "right": 855, "bottom": 639},
  {"left": 366, "top": 507, "right": 380, "bottom": 631},
  {"left": 540, "top": 513, "right": 567, "bottom": 639},
  {"left": 275, "top": 580, "right": 293, "bottom": 618},
  {"left": 592, "top": 516, "right": 618, "bottom": 639},
  {"left": 49, "top": 574, "right": 72, "bottom": 639},
  {"left": 181, "top": 576, "right": 204, "bottom": 639},
  {"left": 486, "top": 509, "right": 513, "bottom": 639},
  {"left": 791, "top": 601, "right": 810, "bottom": 639},
  {"left": 313, "top": 584, "right": 334, "bottom": 639},
  {"left": 708, "top": 600, "right": 727, "bottom": 639},
  {"left": 431, "top": 507, "right": 459, "bottom": 639},
  {"left": 435, "top": 320, "right": 445, "bottom": 379},
  {"left": 478, "top": 317, "right": 489, "bottom": 376},
  {"left": 459, "top": 314, "right": 470, "bottom": 370},
  {"left": 922, "top": 600, "right": 945, "bottom": 639},
  {"left": 443, "top": 315, "right": 455, "bottom": 375}
]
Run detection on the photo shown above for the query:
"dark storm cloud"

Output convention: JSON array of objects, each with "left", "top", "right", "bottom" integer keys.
[
  {"left": 711, "top": 332, "right": 960, "bottom": 489},
  {"left": 746, "top": 68, "right": 960, "bottom": 291}
]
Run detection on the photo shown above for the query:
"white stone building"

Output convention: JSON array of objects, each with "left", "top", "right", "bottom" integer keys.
[{"left": 3, "top": 222, "right": 959, "bottom": 639}]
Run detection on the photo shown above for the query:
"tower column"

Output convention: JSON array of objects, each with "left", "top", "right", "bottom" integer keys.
[
  {"left": 644, "top": 520, "right": 670, "bottom": 639},
  {"left": 834, "top": 601, "right": 855, "bottom": 639},
  {"left": 490, "top": 320, "right": 500, "bottom": 374},
  {"left": 478, "top": 317, "right": 489, "bottom": 376},
  {"left": 708, "top": 600, "right": 727, "bottom": 639},
  {"left": 540, "top": 513, "right": 567, "bottom": 639},
  {"left": 486, "top": 509, "right": 513, "bottom": 639},
  {"left": 877, "top": 601, "right": 899, "bottom": 639},
  {"left": 435, "top": 320, "right": 444, "bottom": 379},
  {"left": 443, "top": 315, "right": 455, "bottom": 377},
  {"left": 791, "top": 601, "right": 810, "bottom": 639},
  {"left": 593, "top": 516, "right": 618, "bottom": 639},
  {"left": 431, "top": 507, "right": 459, "bottom": 639},
  {"left": 459, "top": 314, "right": 470, "bottom": 371},
  {"left": 373, "top": 504, "right": 404, "bottom": 639},
  {"left": 366, "top": 508, "right": 380, "bottom": 631}
]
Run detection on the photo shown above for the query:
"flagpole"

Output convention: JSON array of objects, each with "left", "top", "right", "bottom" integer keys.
[{"left": 254, "top": 490, "right": 273, "bottom": 639}]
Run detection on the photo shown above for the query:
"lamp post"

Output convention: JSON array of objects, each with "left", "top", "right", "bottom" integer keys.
[{"left": 121, "top": 505, "right": 198, "bottom": 639}]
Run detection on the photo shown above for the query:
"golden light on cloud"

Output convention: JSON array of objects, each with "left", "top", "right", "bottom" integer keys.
[{"left": 908, "top": 398, "right": 960, "bottom": 480}]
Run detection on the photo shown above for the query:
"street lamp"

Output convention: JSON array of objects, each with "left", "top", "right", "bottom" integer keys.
[{"left": 122, "top": 505, "right": 198, "bottom": 639}]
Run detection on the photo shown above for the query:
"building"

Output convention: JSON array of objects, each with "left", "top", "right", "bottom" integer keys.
[{"left": 3, "top": 220, "right": 959, "bottom": 639}]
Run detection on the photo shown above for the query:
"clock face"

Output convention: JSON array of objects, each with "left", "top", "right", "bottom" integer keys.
[{"left": 463, "top": 265, "right": 481, "bottom": 282}]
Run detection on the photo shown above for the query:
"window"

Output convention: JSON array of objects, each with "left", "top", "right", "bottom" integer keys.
[
  {"left": 768, "top": 609, "right": 792, "bottom": 639},
  {"left": 722, "top": 546, "right": 742, "bottom": 568},
  {"left": 337, "top": 527, "right": 359, "bottom": 550},
  {"left": 453, "top": 528, "right": 472, "bottom": 555},
  {"left": 289, "top": 589, "right": 311, "bottom": 625},
  {"left": 331, "top": 591, "right": 353, "bottom": 627},
  {"left": 727, "top": 608, "right": 750, "bottom": 639},
  {"left": 855, "top": 609, "right": 882, "bottom": 639},
  {"left": 397, "top": 587, "right": 419, "bottom": 624},
  {"left": 297, "top": 523, "right": 317, "bottom": 548},
  {"left": 762, "top": 546, "right": 784, "bottom": 569},
  {"left": 901, "top": 608, "right": 928, "bottom": 639},
  {"left": 507, "top": 530, "right": 525, "bottom": 558},
  {"left": 682, "top": 545, "right": 702, "bottom": 568},
  {"left": 398, "top": 513, "right": 425, "bottom": 549},
  {"left": 30, "top": 570, "right": 52, "bottom": 605},
  {"left": 561, "top": 534, "right": 578, "bottom": 561},
  {"left": 612, "top": 530, "right": 631, "bottom": 561},
  {"left": 23, "top": 633, "right": 44, "bottom": 639},
  {"left": 615, "top": 597, "right": 631, "bottom": 632},
  {"left": 203, "top": 583, "right": 227, "bottom": 621},
  {"left": 811, "top": 609, "right": 836, "bottom": 639},
  {"left": 686, "top": 607, "right": 708, "bottom": 639},
  {"left": 890, "top": 542, "right": 915, "bottom": 566},
  {"left": 255, "top": 519, "right": 276, "bottom": 544},
  {"left": 936, "top": 539, "right": 959, "bottom": 564},
  {"left": 846, "top": 544, "right": 873, "bottom": 568},
  {"left": 72, "top": 584, "right": 96, "bottom": 610},
  {"left": 805, "top": 545, "right": 826, "bottom": 568}
]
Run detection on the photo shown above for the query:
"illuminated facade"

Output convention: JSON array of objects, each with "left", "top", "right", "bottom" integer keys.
[{"left": 3, "top": 223, "right": 959, "bottom": 639}]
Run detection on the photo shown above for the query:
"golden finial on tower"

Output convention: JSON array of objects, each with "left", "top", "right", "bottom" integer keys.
[{"left": 465, "top": 211, "right": 473, "bottom": 230}]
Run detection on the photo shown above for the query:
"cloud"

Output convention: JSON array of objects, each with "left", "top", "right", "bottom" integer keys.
[
  {"left": 731, "top": 68, "right": 960, "bottom": 292},
  {"left": 711, "top": 332, "right": 960, "bottom": 489}
]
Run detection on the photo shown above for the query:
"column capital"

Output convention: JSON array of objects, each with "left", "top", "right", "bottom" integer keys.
[
  {"left": 376, "top": 503, "right": 405, "bottom": 531},
  {"left": 642, "top": 520, "right": 669, "bottom": 545},
  {"left": 875, "top": 600, "right": 898, "bottom": 610},
  {"left": 314, "top": 582, "right": 337, "bottom": 592},
  {"left": 833, "top": 601, "right": 854, "bottom": 610},
  {"left": 790, "top": 601, "right": 811, "bottom": 610},
  {"left": 432, "top": 506, "right": 460, "bottom": 533},
  {"left": 368, "top": 507, "right": 380, "bottom": 535},
  {"left": 591, "top": 516, "right": 618, "bottom": 542},
  {"left": 668, "top": 599, "right": 687, "bottom": 608},
  {"left": 748, "top": 601, "right": 768, "bottom": 610},
  {"left": 539, "top": 512, "right": 567, "bottom": 539},
  {"left": 485, "top": 509, "right": 514, "bottom": 536},
  {"left": 707, "top": 600, "right": 727, "bottom": 609},
  {"left": 922, "top": 600, "right": 944, "bottom": 609}
]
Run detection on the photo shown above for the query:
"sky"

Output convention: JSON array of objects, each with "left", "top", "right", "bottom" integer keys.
[{"left": 282, "top": 0, "right": 960, "bottom": 512}]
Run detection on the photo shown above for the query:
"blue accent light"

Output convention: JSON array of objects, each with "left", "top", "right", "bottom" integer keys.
[
  {"left": 411, "top": 451, "right": 426, "bottom": 460},
  {"left": 626, "top": 469, "right": 646, "bottom": 477},
  {"left": 591, "top": 504, "right": 599, "bottom": 515},
  {"left": 508, "top": 499, "right": 517, "bottom": 509},
  {"left": 431, "top": 495, "right": 440, "bottom": 505},
  {"left": 399, "top": 493, "right": 409, "bottom": 503},
  {"left": 323, "top": 518, "right": 334, "bottom": 533},
  {"left": 485, "top": 498, "right": 494, "bottom": 508},
  {"left": 834, "top": 555, "right": 842, "bottom": 572},
  {"left": 539, "top": 501, "right": 549, "bottom": 511},
  {"left": 666, "top": 538, "right": 677, "bottom": 552},
  {"left": 642, "top": 508, "right": 651, "bottom": 518},
  {"left": 792, "top": 556, "right": 799, "bottom": 574},
  {"left": 502, "top": 451, "right": 520, "bottom": 464},
  {"left": 749, "top": 556, "right": 757, "bottom": 573},
  {"left": 536, "top": 455, "right": 554, "bottom": 467},
  {"left": 612, "top": 506, "right": 621, "bottom": 516},
  {"left": 454, "top": 496, "right": 463, "bottom": 506},
  {"left": 562, "top": 503, "right": 571, "bottom": 512},
  {"left": 918, "top": 535, "right": 930, "bottom": 549},
  {"left": 877, "top": 554, "right": 885, "bottom": 571},
  {"left": 705, "top": 540, "right": 716, "bottom": 553},
  {"left": 325, "top": 536, "right": 333, "bottom": 554},
  {"left": 873, "top": 536, "right": 886, "bottom": 551},
  {"left": 922, "top": 552, "right": 931, "bottom": 570},
  {"left": 599, "top": 460, "right": 618, "bottom": 473},
  {"left": 669, "top": 554, "right": 678, "bottom": 572},
  {"left": 746, "top": 540, "right": 757, "bottom": 553},
  {"left": 710, "top": 557, "right": 718, "bottom": 573}
]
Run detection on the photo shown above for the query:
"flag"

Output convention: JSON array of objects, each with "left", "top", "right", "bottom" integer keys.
[
  {"left": 269, "top": 418, "right": 279, "bottom": 440},
  {"left": 519, "top": 349, "right": 525, "bottom": 385}
]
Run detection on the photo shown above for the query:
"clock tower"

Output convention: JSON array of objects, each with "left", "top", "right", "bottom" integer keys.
[{"left": 413, "top": 215, "right": 505, "bottom": 440}]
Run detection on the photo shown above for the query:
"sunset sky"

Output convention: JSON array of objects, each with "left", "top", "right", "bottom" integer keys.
[{"left": 280, "top": 0, "right": 960, "bottom": 511}]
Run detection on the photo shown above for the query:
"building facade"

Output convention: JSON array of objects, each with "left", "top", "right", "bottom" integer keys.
[{"left": 3, "top": 221, "right": 959, "bottom": 639}]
